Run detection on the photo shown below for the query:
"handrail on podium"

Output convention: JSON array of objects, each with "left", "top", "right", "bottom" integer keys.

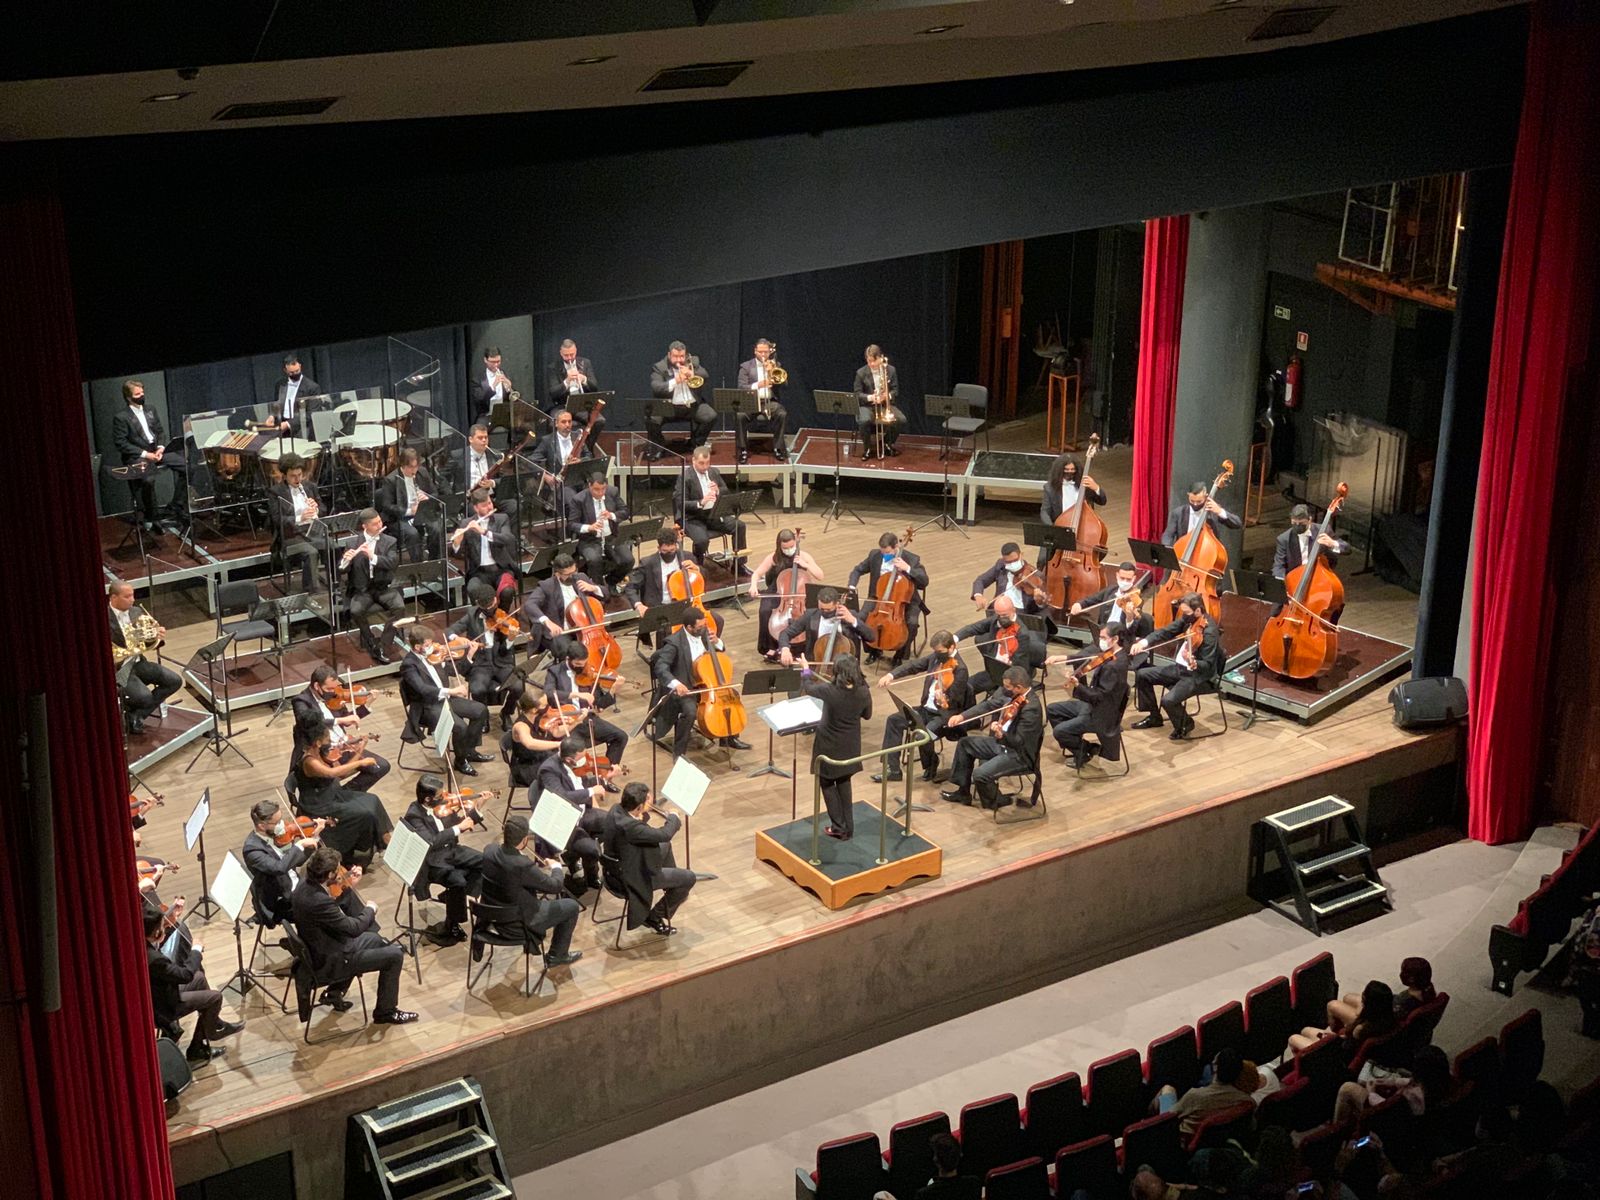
[{"left": 812, "top": 729, "right": 934, "bottom": 868}]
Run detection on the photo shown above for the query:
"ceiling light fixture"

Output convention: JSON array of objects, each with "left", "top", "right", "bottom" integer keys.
[
  {"left": 567, "top": 55, "right": 615, "bottom": 66},
  {"left": 917, "top": 24, "right": 964, "bottom": 35},
  {"left": 142, "top": 92, "right": 192, "bottom": 102}
]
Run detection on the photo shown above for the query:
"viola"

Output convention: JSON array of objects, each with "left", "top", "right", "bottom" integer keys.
[
  {"left": 129, "top": 790, "right": 165, "bottom": 822},
  {"left": 929, "top": 656, "right": 957, "bottom": 709},
  {"left": 862, "top": 526, "right": 918, "bottom": 654},
  {"left": 767, "top": 529, "right": 810, "bottom": 649},
  {"left": 1258, "top": 483, "right": 1348, "bottom": 680},
  {"left": 431, "top": 788, "right": 498, "bottom": 820},
  {"left": 326, "top": 680, "right": 393, "bottom": 716},
  {"left": 1153, "top": 459, "right": 1235, "bottom": 627},
  {"left": 421, "top": 635, "right": 474, "bottom": 666},
  {"left": 136, "top": 856, "right": 176, "bottom": 883},
  {"left": 566, "top": 592, "right": 623, "bottom": 691},
  {"left": 693, "top": 617, "right": 747, "bottom": 741},
  {"left": 326, "top": 865, "right": 358, "bottom": 898},
  {"left": 570, "top": 747, "right": 627, "bottom": 783},
  {"left": 273, "top": 815, "right": 324, "bottom": 847},
  {"left": 324, "top": 732, "right": 379, "bottom": 767},
  {"left": 992, "top": 620, "right": 1021, "bottom": 664},
  {"left": 1045, "top": 435, "right": 1110, "bottom": 611},
  {"left": 538, "top": 702, "right": 584, "bottom": 737}
]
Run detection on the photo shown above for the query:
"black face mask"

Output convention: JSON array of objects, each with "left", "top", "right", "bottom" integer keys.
[
  {"left": 287, "top": 371, "right": 301, "bottom": 382},
  {"left": 997, "top": 616, "right": 1014, "bottom": 627},
  {"left": 661, "top": 549, "right": 677, "bottom": 562},
  {"left": 1190, "top": 500, "right": 1206, "bottom": 512}
]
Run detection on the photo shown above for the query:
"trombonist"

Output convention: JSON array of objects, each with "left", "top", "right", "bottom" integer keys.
[
  {"left": 853, "top": 344, "right": 904, "bottom": 459},
  {"left": 734, "top": 338, "right": 789, "bottom": 464}
]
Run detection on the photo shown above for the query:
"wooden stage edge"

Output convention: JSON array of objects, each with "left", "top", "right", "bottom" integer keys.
[{"left": 167, "top": 724, "right": 1459, "bottom": 1199}]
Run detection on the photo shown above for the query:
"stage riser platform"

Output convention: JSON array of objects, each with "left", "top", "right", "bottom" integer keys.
[{"left": 168, "top": 726, "right": 1458, "bottom": 1199}]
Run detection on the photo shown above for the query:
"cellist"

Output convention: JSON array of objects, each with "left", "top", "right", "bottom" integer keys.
[
  {"left": 746, "top": 528, "right": 822, "bottom": 661},
  {"left": 522, "top": 552, "right": 607, "bottom": 659},
  {"left": 650, "top": 610, "right": 753, "bottom": 758},
  {"left": 1038, "top": 452, "right": 1107, "bottom": 566},
  {"left": 543, "top": 640, "right": 628, "bottom": 789},
  {"left": 776, "top": 587, "right": 876, "bottom": 666},
  {"left": 1161, "top": 480, "right": 1242, "bottom": 548},
  {"left": 1130, "top": 591, "right": 1223, "bottom": 741},
  {"left": 847, "top": 530, "right": 928, "bottom": 665}
]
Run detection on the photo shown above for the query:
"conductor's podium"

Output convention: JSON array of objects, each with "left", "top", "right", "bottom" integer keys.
[{"left": 756, "top": 801, "right": 942, "bottom": 910}]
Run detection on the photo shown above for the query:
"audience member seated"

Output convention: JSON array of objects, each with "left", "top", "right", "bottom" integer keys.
[
  {"left": 1333, "top": 1043, "right": 1452, "bottom": 1128},
  {"left": 912, "top": 1131, "right": 980, "bottom": 1200},
  {"left": 1328, "top": 956, "right": 1436, "bottom": 1031},
  {"left": 1154, "top": 1048, "right": 1267, "bottom": 1140},
  {"left": 1289, "top": 979, "right": 1399, "bottom": 1057}
]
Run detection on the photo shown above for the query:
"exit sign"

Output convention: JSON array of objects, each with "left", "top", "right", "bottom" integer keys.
[{"left": 1273, "top": 305, "right": 1291, "bottom": 320}]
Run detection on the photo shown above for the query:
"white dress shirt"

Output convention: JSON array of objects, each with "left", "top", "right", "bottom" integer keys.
[
  {"left": 1060, "top": 481, "right": 1081, "bottom": 513},
  {"left": 128, "top": 403, "right": 153, "bottom": 443},
  {"left": 283, "top": 376, "right": 302, "bottom": 416}
]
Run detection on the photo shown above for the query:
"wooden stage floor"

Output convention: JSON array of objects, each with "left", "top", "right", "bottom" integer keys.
[{"left": 134, "top": 418, "right": 1433, "bottom": 1190}]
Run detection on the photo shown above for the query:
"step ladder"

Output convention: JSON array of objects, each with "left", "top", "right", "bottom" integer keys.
[
  {"left": 1248, "top": 795, "right": 1390, "bottom": 935},
  {"left": 346, "top": 1076, "right": 513, "bottom": 1200}
]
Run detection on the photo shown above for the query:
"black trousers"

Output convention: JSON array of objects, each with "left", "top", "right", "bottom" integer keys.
[
  {"left": 1046, "top": 698, "right": 1093, "bottom": 750},
  {"left": 465, "top": 653, "right": 517, "bottom": 707},
  {"left": 466, "top": 564, "right": 513, "bottom": 595},
  {"left": 820, "top": 774, "right": 856, "bottom": 836},
  {"left": 123, "top": 659, "right": 182, "bottom": 723},
  {"left": 396, "top": 513, "right": 444, "bottom": 561},
  {"left": 128, "top": 459, "right": 189, "bottom": 523},
  {"left": 949, "top": 736, "right": 1030, "bottom": 806},
  {"left": 736, "top": 405, "right": 787, "bottom": 456},
  {"left": 442, "top": 696, "right": 490, "bottom": 756},
  {"left": 576, "top": 536, "right": 633, "bottom": 584},
  {"left": 857, "top": 406, "right": 906, "bottom": 452},
  {"left": 341, "top": 751, "right": 391, "bottom": 795},
  {"left": 682, "top": 513, "right": 746, "bottom": 565},
  {"left": 646, "top": 404, "right": 717, "bottom": 452},
  {"left": 575, "top": 712, "right": 629, "bottom": 765},
  {"left": 650, "top": 867, "right": 696, "bottom": 922},
  {"left": 349, "top": 586, "right": 402, "bottom": 655},
  {"left": 880, "top": 707, "right": 953, "bottom": 777},
  {"left": 283, "top": 534, "right": 328, "bottom": 593},
  {"left": 419, "top": 844, "right": 483, "bottom": 925},
  {"left": 1135, "top": 663, "right": 1207, "bottom": 724},
  {"left": 657, "top": 691, "right": 699, "bottom": 757},
  {"left": 562, "top": 807, "right": 608, "bottom": 883},
  {"left": 175, "top": 966, "right": 224, "bottom": 1049},
  {"left": 331, "top": 931, "right": 405, "bottom": 1017},
  {"left": 496, "top": 896, "right": 581, "bottom": 956}
]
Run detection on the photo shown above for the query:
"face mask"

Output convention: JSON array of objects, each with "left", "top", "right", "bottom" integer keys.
[
  {"left": 1099, "top": 638, "right": 1113, "bottom": 652},
  {"left": 273, "top": 819, "right": 286, "bottom": 836},
  {"left": 661, "top": 549, "right": 677, "bottom": 561},
  {"left": 882, "top": 552, "right": 895, "bottom": 563},
  {"left": 780, "top": 546, "right": 794, "bottom": 558},
  {"left": 287, "top": 371, "right": 301, "bottom": 382},
  {"left": 1191, "top": 500, "right": 1205, "bottom": 511},
  {"left": 1004, "top": 561, "right": 1023, "bottom": 573}
]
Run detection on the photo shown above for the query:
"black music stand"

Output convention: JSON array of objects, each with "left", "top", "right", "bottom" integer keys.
[
  {"left": 1129, "top": 538, "right": 1181, "bottom": 575},
  {"left": 812, "top": 389, "right": 864, "bottom": 530},
  {"left": 1231, "top": 568, "right": 1290, "bottom": 729},
  {"left": 262, "top": 592, "right": 313, "bottom": 726},
  {"left": 884, "top": 692, "right": 935, "bottom": 817},
  {"left": 916, "top": 394, "right": 972, "bottom": 538},
  {"left": 187, "top": 632, "right": 252, "bottom": 769},
  {"left": 313, "top": 509, "right": 367, "bottom": 669},
  {"left": 631, "top": 601, "right": 698, "bottom": 777},
  {"left": 741, "top": 667, "right": 801, "bottom": 780},
  {"left": 564, "top": 390, "right": 614, "bottom": 420}
]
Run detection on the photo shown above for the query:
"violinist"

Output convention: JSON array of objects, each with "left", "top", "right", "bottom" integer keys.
[
  {"left": 242, "top": 798, "right": 321, "bottom": 925},
  {"left": 953, "top": 597, "right": 1046, "bottom": 698},
  {"left": 847, "top": 531, "right": 927, "bottom": 665},
  {"left": 342, "top": 508, "right": 403, "bottom": 664},
  {"left": 651, "top": 610, "right": 753, "bottom": 757},
  {"left": 625, "top": 527, "right": 694, "bottom": 646},
  {"left": 523, "top": 552, "right": 606, "bottom": 658},
  {"left": 480, "top": 815, "right": 584, "bottom": 966},
  {"left": 601, "top": 782, "right": 694, "bottom": 935},
  {"left": 673, "top": 444, "right": 749, "bottom": 571},
  {"left": 293, "top": 666, "right": 391, "bottom": 792},
  {"left": 267, "top": 453, "right": 328, "bottom": 593},
  {"left": 853, "top": 344, "right": 904, "bottom": 458},
  {"left": 1130, "top": 591, "right": 1223, "bottom": 740},
  {"left": 449, "top": 580, "right": 520, "bottom": 706},
  {"left": 505, "top": 688, "right": 562, "bottom": 792},
  {"left": 399, "top": 625, "right": 492, "bottom": 776},
  {"left": 776, "top": 587, "right": 876, "bottom": 667},
  {"left": 939, "top": 666, "right": 1044, "bottom": 811},
  {"left": 1045, "top": 625, "right": 1129, "bottom": 769},
  {"left": 293, "top": 713, "right": 394, "bottom": 863},
  {"left": 734, "top": 338, "right": 790, "bottom": 464},
  {"left": 1272, "top": 503, "right": 1350, "bottom": 601},
  {"left": 145, "top": 905, "right": 243, "bottom": 1064},
  {"left": 377, "top": 447, "right": 443, "bottom": 562},
  {"left": 291, "top": 846, "right": 417, "bottom": 1025},
  {"left": 1070, "top": 561, "right": 1154, "bottom": 650},
  {"left": 535, "top": 735, "right": 613, "bottom": 891},
  {"left": 799, "top": 653, "right": 872, "bottom": 841},
  {"left": 544, "top": 640, "right": 628, "bottom": 786},
  {"left": 747, "top": 528, "right": 823, "bottom": 661},
  {"left": 645, "top": 341, "right": 717, "bottom": 461},
  {"left": 971, "top": 542, "right": 1051, "bottom": 619},
  {"left": 565, "top": 473, "right": 633, "bottom": 588},
  {"left": 109, "top": 580, "right": 180, "bottom": 734},
  {"left": 873, "top": 630, "right": 970, "bottom": 784},
  {"left": 401, "top": 775, "right": 485, "bottom": 947},
  {"left": 1161, "top": 481, "right": 1242, "bottom": 548},
  {"left": 452, "top": 486, "right": 518, "bottom": 593}
]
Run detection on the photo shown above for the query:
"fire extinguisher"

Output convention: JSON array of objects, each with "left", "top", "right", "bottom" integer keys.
[{"left": 1283, "top": 355, "right": 1302, "bottom": 411}]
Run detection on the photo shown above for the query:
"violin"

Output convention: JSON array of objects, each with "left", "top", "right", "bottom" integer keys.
[
  {"left": 326, "top": 679, "right": 393, "bottom": 716},
  {"left": 421, "top": 635, "right": 474, "bottom": 666},
  {"left": 992, "top": 620, "right": 1021, "bottom": 665},
  {"left": 566, "top": 592, "right": 623, "bottom": 691},
  {"left": 1258, "top": 483, "right": 1348, "bottom": 680},
  {"left": 570, "top": 747, "right": 628, "bottom": 784},
  {"left": 129, "top": 790, "right": 165, "bottom": 822},
  {"left": 326, "top": 865, "right": 358, "bottom": 898},
  {"left": 273, "top": 815, "right": 324, "bottom": 847},
  {"left": 930, "top": 656, "right": 957, "bottom": 709},
  {"left": 487, "top": 607, "right": 521, "bottom": 638},
  {"left": 1045, "top": 435, "right": 1109, "bottom": 611},
  {"left": 1060, "top": 645, "right": 1117, "bottom": 689},
  {"left": 991, "top": 688, "right": 1030, "bottom": 739},
  {"left": 862, "top": 526, "right": 918, "bottom": 654},
  {"left": 324, "top": 732, "right": 380, "bottom": 767},
  {"left": 136, "top": 856, "right": 176, "bottom": 884},
  {"left": 1184, "top": 611, "right": 1210, "bottom": 663},
  {"left": 1154, "top": 460, "right": 1234, "bottom": 626},
  {"left": 538, "top": 702, "right": 584, "bottom": 737},
  {"left": 430, "top": 788, "right": 498, "bottom": 821},
  {"left": 693, "top": 613, "right": 747, "bottom": 741},
  {"left": 767, "top": 529, "right": 810, "bottom": 649}
]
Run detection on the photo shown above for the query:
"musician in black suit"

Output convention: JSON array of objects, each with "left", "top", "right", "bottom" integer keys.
[
  {"left": 111, "top": 379, "right": 188, "bottom": 528},
  {"left": 1161, "top": 482, "right": 1243, "bottom": 548},
  {"left": 853, "top": 344, "right": 905, "bottom": 458},
  {"left": 1040, "top": 451, "right": 1107, "bottom": 523},
  {"left": 1130, "top": 592, "right": 1224, "bottom": 740},
  {"left": 469, "top": 345, "right": 516, "bottom": 425},
  {"left": 953, "top": 597, "right": 1046, "bottom": 696},
  {"left": 290, "top": 847, "right": 417, "bottom": 1025},
  {"left": 291, "top": 665, "right": 391, "bottom": 793},
  {"left": 544, "top": 641, "right": 628, "bottom": 774},
  {"left": 145, "top": 906, "right": 242, "bottom": 1063},
  {"left": 267, "top": 453, "right": 328, "bottom": 592},
  {"left": 267, "top": 353, "right": 325, "bottom": 436},
  {"left": 460, "top": 422, "right": 520, "bottom": 518},
  {"left": 451, "top": 488, "right": 517, "bottom": 593},
  {"left": 401, "top": 775, "right": 484, "bottom": 946},
  {"left": 108, "top": 581, "right": 180, "bottom": 734},
  {"left": 566, "top": 474, "right": 633, "bottom": 586},
  {"left": 645, "top": 341, "right": 716, "bottom": 461},
  {"left": 399, "top": 625, "right": 492, "bottom": 776},
  {"left": 971, "top": 542, "right": 1052, "bottom": 619},
  {"left": 523, "top": 553, "right": 605, "bottom": 658},
  {"left": 673, "top": 444, "right": 748, "bottom": 568},
  {"left": 535, "top": 736, "right": 611, "bottom": 890},
  {"left": 940, "top": 666, "right": 1045, "bottom": 810},
  {"left": 1044, "top": 627, "right": 1130, "bottom": 768},
  {"left": 625, "top": 527, "right": 696, "bottom": 647},
  {"left": 242, "top": 798, "right": 320, "bottom": 926},
  {"left": 446, "top": 580, "right": 519, "bottom": 707},
  {"left": 377, "top": 448, "right": 442, "bottom": 562},
  {"left": 1272, "top": 504, "right": 1351, "bottom": 616},
  {"left": 479, "top": 815, "right": 583, "bottom": 966},
  {"left": 530, "top": 406, "right": 604, "bottom": 510},
  {"left": 873, "top": 631, "right": 971, "bottom": 783},
  {"left": 341, "top": 508, "right": 403, "bottom": 664},
  {"left": 734, "top": 338, "right": 789, "bottom": 463},
  {"left": 602, "top": 782, "right": 694, "bottom": 935},
  {"left": 800, "top": 654, "right": 873, "bottom": 840},
  {"left": 775, "top": 587, "right": 876, "bottom": 666},
  {"left": 847, "top": 530, "right": 928, "bottom": 663},
  {"left": 1069, "top": 562, "right": 1154, "bottom": 651},
  {"left": 650, "top": 610, "right": 751, "bottom": 756},
  {"left": 546, "top": 339, "right": 600, "bottom": 413}
]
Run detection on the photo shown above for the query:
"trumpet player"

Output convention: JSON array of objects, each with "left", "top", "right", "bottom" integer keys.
[
  {"left": 853, "top": 344, "right": 904, "bottom": 459},
  {"left": 109, "top": 580, "right": 181, "bottom": 734},
  {"left": 470, "top": 345, "right": 517, "bottom": 425},
  {"left": 646, "top": 341, "right": 716, "bottom": 462},
  {"left": 734, "top": 338, "right": 789, "bottom": 464}
]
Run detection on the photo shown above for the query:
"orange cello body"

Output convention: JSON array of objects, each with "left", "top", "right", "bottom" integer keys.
[
  {"left": 567, "top": 592, "right": 623, "bottom": 690},
  {"left": 767, "top": 528, "right": 809, "bottom": 649},
  {"left": 862, "top": 526, "right": 917, "bottom": 654},
  {"left": 693, "top": 616, "right": 747, "bottom": 740},
  {"left": 1045, "top": 435, "right": 1109, "bottom": 611},
  {"left": 667, "top": 556, "right": 710, "bottom": 629},
  {"left": 1153, "top": 460, "right": 1235, "bottom": 627},
  {"left": 1258, "top": 483, "right": 1349, "bottom": 680}
]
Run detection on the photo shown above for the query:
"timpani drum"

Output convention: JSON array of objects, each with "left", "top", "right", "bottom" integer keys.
[
  {"left": 258, "top": 437, "right": 324, "bottom": 485},
  {"left": 335, "top": 426, "right": 400, "bottom": 479},
  {"left": 334, "top": 397, "right": 411, "bottom": 434}
]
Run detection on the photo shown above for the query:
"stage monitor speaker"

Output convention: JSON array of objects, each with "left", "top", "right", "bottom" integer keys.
[
  {"left": 1388, "top": 676, "right": 1467, "bottom": 729},
  {"left": 157, "top": 1036, "right": 193, "bottom": 1101}
]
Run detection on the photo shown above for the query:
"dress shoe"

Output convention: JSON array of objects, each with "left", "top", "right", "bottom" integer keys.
[
  {"left": 320, "top": 990, "right": 354, "bottom": 1013},
  {"left": 211, "top": 1019, "right": 245, "bottom": 1039},
  {"left": 1168, "top": 723, "right": 1191, "bottom": 741},
  {"left": 1131, "top": 713, "right": 1164, "bottom": 730},
  {"left": 373, "top": 1009, "right": 419, "bottom": 1025},
  {"left": 128, "top": 719, "right": 146, "bottom": 735},
  {"left": 870, "top": 772, "right": 903, "bottom": 784},
  {"left": 424, "top": 925, "right": 463, "bottom": 947},
  {"left": 940, "top": 788, "right": 972, "bottom": 804},
  {"left": 644, "top": 916, "right": 676, "bottom": 936},
  {"left": 372, "top": 650, "right": 392, "bottom": 666},
  {"left": 723, "top": 735, "right": 752, "bottom": 751},
  {"left": 563, "top": 877, "right": 587, "bottom": 900},
  {"left": 466, "top": 750, "right": 494, "bottom": 763},
  {"left": 824, "top": 825, "right": 851, "bottom": 840},
  {"left": 544, "top": 950, "right": 584, "bottom": 968},
  {"left": 1071, "top": 746, "right": 1090, "bottom": 770},
  {"left": 454, "top": 760, "right": 479, "bottom": 777},
  {"left": 774, "top": 447, "right": 789, "bottom": 462},
  {"left": 738, "top": 450, "right": 750, "bottom": 465},
  {"left": 185, "top": 1044, "right": 225, "bottom": 1064},
  {"left": 920, "top": 764, "right": 942, "bottom": 782},
  {"left": 603, "top": 781, "right": 621, "bottom": 794}
]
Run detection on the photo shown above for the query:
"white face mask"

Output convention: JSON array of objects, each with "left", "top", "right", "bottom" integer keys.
[
  {"left": 1004, "top": 561, "right": 1023, "bottom": 573},
  {"left": 272, "top": 819, "right": 286, "bottom": 837},
  {"left": 1099, "top": 638, "right": 1113, "bottom": 652}
]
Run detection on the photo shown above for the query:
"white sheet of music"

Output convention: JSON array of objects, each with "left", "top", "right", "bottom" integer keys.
[
  {"left": 213, "top": 852, "right": 253, "bottom": 923},
  {"left": 757, "top": 694, "right": 825, "bottom": 735},
  {"left": 430, "top": 704, "right": 455, "bottom": 760},
  {"left": 532, "top": 792, "right": 582, "bottom": 852},
  {"left": 662, "top": 756, "right": 711, "bottom": 817},
  {"left": 383, "top": 824, "right": 430, "bottom": 889}
]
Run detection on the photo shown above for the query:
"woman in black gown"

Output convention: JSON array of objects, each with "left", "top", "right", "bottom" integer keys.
[
  {"left": 800, "top": 653, "right": 873, "bottom": 840},
  {"left": 504, "top": 687, "right": 561, "bottom": 792},
  {"left": 293, "top": 718, "right": 393, "bottom": 864}
]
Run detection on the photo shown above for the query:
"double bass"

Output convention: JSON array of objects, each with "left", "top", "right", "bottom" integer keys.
[
  {"left": 693, "top": 614, "right": 747, "bottom": 741},
  {"left": 1258, "top": 483, "right": 1348, "bottom": 680},
  {"left": 862, "top": 526, "right": 918, "bottom": 654},
  {"left": 1153, "top": 460, "right": 1234, "bottom": 627},
  {"left": 1045, "top": 435, "right": 1109, "bottom": 612}
]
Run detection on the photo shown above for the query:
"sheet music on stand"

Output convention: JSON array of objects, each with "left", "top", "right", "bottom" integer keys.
[
  {"left": 661, "top": 756, "right": 711, "bottom": 817},
  {"left": 757, "top": 694, "right": 824, "bottom": 735},
  {"left": 531, "top": 792, "right": 581, "bottom": 853},
  {"left": 431, "top": 704, "right": 456, "bottom": 760},
  {"left": 213, "top": 852, "right": 253, "bottom": 923},
  {"left": 184, "top": 788, "right": 211, "bottom": 851},
  {"left": 382, "top": 824, "right": 430, "bottom": 889}
]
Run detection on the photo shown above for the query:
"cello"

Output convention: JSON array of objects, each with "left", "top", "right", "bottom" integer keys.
[
  {"left": 1045, "top": 434, "right": 1109, "bottom": 612},
  {"left": 1153, "top": 460, "right": 1235, "bottom": 627},
  {"left": 862, "top": 526, "right": 918, "bottom": 655},
  {"left": 1258, "top": 483, "right": 1348, "bottom": 680},
  {"left": 567, "top": 590, "right": 623, "bottom": 692},
  {"left": 767, "top": 528, "right": 810, "bottom": 651},
  {"left": 693, "top": 613, "right": 747, "bottom": 741},
  {"left": 667, "top": 551, "right": 711, "bottom": 629}
]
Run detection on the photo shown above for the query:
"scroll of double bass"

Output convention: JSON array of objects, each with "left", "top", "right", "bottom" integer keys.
[
  {"left": 1045, "top": 434, "right": 1108, "bottom": 612},
  {"left": 1258, "top": 483, "right": 1348, "bottom": 680},
  {"left": 1153, "top": 460, "right": 1234, "bottom": 627}
]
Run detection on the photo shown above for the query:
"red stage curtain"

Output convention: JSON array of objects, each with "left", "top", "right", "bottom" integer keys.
[
  {"left": 1128, "top": 215, "right": 1190, "bottom": 543},
  {"left": 1467, "top": 0, "right": 1600, "bottom": 844},
  {"left": 0, "top": 181, "right": 176, "bottom": 1194}
]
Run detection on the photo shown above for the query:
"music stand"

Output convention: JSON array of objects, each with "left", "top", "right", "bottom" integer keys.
[
  {"left": 1231, "top": 568, "right": 1290, "bottom": 729},
  {"left": 812, "top": 389, "right": 864, "bottom": 530},
  {"left": 1023, "top": 522, "right": 1075, "bottom": 558},
  {"left": 489, "top": 396, "right": 547, "bottom": 435},
  {"left": 187, "top": 632, "right": 252, "bottom": 769},
  {"left": 615, "top": 515, "right": 668, "bottom": 550},
  {"left": 525, "top": 540, "right": 582, "bottom": 577},
  {"left": 741, "top": 667, "right": 801, "bottom": 779},
  {"left": 915, "top": 395, "right": 972, "bottom": 538},
  {"left": 1129, "top": 538, "right": 1181, "bottom": 575},
  {"left": 185, "top": 787, "right": 220, "bottom": 919},
  {"left": 642, "top": 398, "right": 694, "bottom": 460},
  {"left": 262, "top": 592, "right": 313, "bottom": 726},
  {"left": 884, "top": 692, "right": 935, "bottom": 817},
  {"left": 394, "top": 559, "right": 448, "bottom": 614},
  {"left": 564, "top": 390, "right": 614, "bottom": 420}
]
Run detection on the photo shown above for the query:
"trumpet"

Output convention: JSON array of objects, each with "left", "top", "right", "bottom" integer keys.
[{"left": 678, "top": 359, "right": 705, "bottom": 390}]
